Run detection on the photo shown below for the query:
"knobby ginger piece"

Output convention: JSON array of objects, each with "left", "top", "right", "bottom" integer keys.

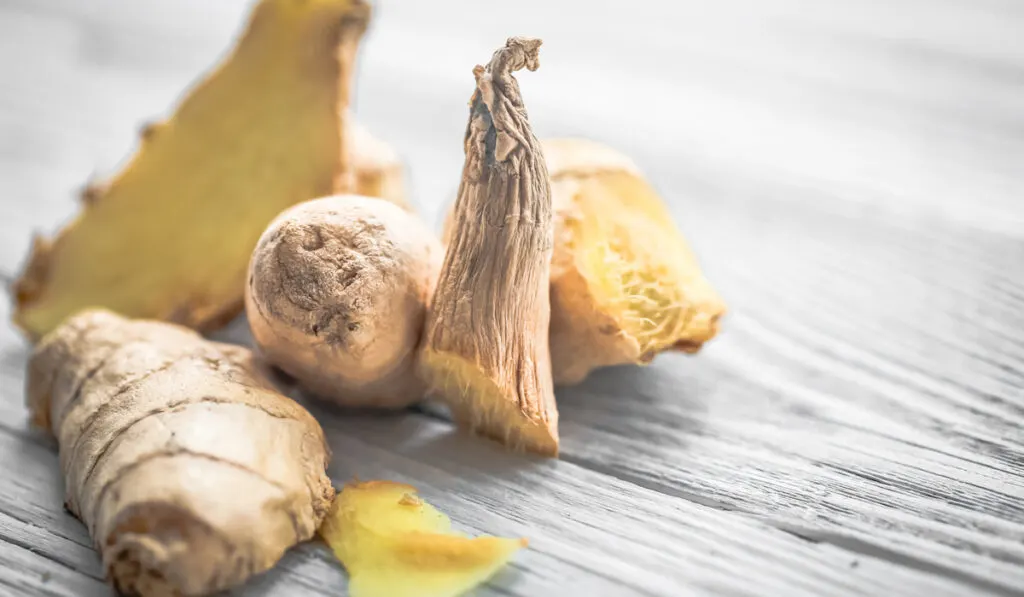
[
  {"left": 420, "top": 37, "right": 559, "bottom": 455},
  {"left": 246, "top": 195, "right": 442, "bottom": 408},
  {"left": 320, "top": 481, "right": 526, "bottom": 597},
  {"left": 442, "top": 139, "right": 728, "bottom": 385},
  {"left": 26, "top": 309, "right": 334, "bottom": 597},
  {"left": 544, "top": 138, "right": 727, "bottom": 384},
  {"left": 12, "top": 0, "right": 380, "bottom": 341}
]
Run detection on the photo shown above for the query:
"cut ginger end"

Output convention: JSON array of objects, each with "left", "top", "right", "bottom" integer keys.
[
  {"left": 548, "top": 141, "right": 727, "bottom": 384},
  {"left": 320, "top": 481, "right": 527, "bottom": 597},
  {"left": 419, "top": 350, "right": 559, "bottom": 456},
  {"left": 10, "top": 0, "right": 409, "bottom": 341}
]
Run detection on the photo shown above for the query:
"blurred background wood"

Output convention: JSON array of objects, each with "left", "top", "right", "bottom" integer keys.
[{"left": 0, "top": 0, "right": 1021, "bottom": 595}]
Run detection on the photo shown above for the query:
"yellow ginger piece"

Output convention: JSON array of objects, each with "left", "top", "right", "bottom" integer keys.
[
  {"left": 545, "top": 138, "right": 727, "bottom": 384},
  {"left": 12, "top": 0, "right": 394, "bottom": 341},
  {"left": 320, "top": 481, "right": 526, "bottom": 597}
]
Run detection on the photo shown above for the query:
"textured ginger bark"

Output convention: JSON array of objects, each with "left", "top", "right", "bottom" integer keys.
[
  {"left": 421, "top": 37, "right": 558, "bottom": 456},
  {"left": 246, "top": 195, "right": 443, "bottom": 408},
  {"left": 27, "top": 310, "right": 334, "bottom": 597}
]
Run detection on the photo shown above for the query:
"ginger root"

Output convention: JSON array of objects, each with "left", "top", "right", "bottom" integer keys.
[
  {"left": 320, "top": 481, "right": 526, "bottom": 597},
  {"left": 544, "top": 138, "right": 726, "bottom": 384},
  {"left": 246, "top": 195, "right": 442, "bottom": 408},
  {"left": 12, "top": 0, "right": 383, "bottom": 341},
  {"left": 350, "top": 120, "right": 408, "bottom": 210},
  {"left": 26, "top": 309, "right": 334, "bottom": 597},
  {"left": 444, "top": 138, "right": 727, "bottom": 384},
  {"left": 421, "top": 37, "right": 559, "bottom": 455}
]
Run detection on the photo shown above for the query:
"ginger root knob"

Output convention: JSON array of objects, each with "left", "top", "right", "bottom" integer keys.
[{"left": 246, "top": 195, "right": 442, "bottom": 408}]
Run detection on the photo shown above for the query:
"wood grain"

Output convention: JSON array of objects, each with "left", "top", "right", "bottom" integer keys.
[
  {"left": 0, "top": 0, "right": 1022, "bottom": 595},
  {"left": 0, "top": 540, "right": 108, "bottom": 597}
]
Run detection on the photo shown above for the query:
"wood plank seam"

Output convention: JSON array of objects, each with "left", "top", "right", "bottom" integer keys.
[
  {"left": 770, "top": 523, "right": 1022, "bottom": 597},
  {"left": 562, "top": 449, "right": 1018, "bottom": 596},
  {"left": 0, "top": 507, "right": 94, "bottom": 556},
  {"left": 413, "top": 403, "right": 1019, "bottom": 592},
  {"left": 0, "top": 533, "right": 101, "bottom": 582}
]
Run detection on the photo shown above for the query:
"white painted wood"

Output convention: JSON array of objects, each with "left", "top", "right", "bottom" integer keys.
[{"left": 0, "top": 0, "right": 1022, "bottom": 595}]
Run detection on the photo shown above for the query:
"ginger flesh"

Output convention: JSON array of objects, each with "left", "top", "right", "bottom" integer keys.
[
  {"left": 545, "top": 138, "right": 726, "bottom": 384},
  {"left": 444, "top": 138, "right": 727, "bottom": 385},
  {"left": 319, "top": 481, "right": 526, "bottom": 597},
  {"left": 26, "top": 309, "right": 334, "bottom": 597},
  {"left": 420, "top": 37, "right": 559, "bottom": 456},
  {"left": 12, "top": 0, "right": 391, "bottom": 341},
  {"left": 246, "top": 194, "right": 442, "bottom": 408}
]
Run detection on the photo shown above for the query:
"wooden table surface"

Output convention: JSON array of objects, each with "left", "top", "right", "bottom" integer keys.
[{"left": 1, "top": 0, "right": 1022, "bottom": 595}]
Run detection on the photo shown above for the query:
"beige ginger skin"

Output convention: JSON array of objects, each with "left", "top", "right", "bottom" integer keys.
[
  {"left": 246, "top": 195, "right": 443, "bottom": 408},
  {"left": 420, "top": 37, "right": 560, "bottom": 456},
  {"left": 26, "top": 309, "right": 334, "bottom": 597}
]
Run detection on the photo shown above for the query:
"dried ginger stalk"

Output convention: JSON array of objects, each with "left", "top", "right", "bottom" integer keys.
[{"left": 421, "top": 37, "right": 559, "bottom": 455}]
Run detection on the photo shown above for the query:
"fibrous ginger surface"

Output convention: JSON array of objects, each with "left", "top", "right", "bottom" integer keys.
[
  {"left": 26, "top": 309, "right": 334, "bottom": 597},
  {"left": 421, "top": 37, "right": 559, "bottom": 455}
]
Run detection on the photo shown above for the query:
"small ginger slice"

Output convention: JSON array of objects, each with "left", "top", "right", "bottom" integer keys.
[
  {"left": 320, "top": 481, "right": 526, "bottom": 597},
  {"left": 12, "top": 0, "right": 379, "bottom": 341},
  {"left": 544, "top": 138, "right": 727, "bottom": 384},
  {"left": 420, "top": 37, "right": 559, "bottom": 455},
  {"left": 27, "top": 309, "right": 334, "bottom": 597},
  {"left": 246, "top": 195, "right": 443, "bottom": 408}
]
